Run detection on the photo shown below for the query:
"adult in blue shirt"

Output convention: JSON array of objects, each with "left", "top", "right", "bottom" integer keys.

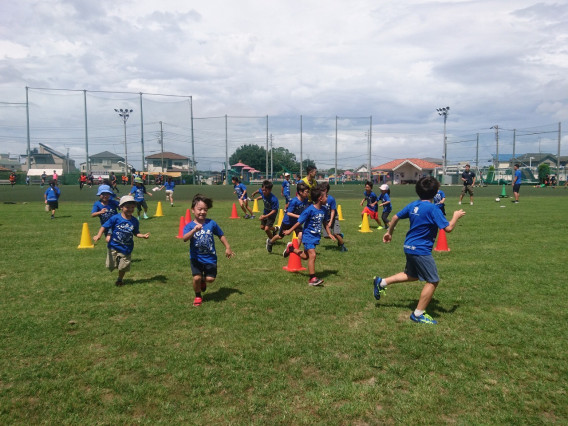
[
  {"left": 512, "top": 163, "right": 521, "bottom": 203},
  {"left": 44, "top": 181, "right": 61, "bottom": 219}
]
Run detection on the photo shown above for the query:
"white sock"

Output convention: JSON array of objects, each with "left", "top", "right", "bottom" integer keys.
[
  {"left": 414, "top": 309, "right": 425, "bottom": 317},
  {"left": 379, "top": 278, "right": 388, "bottom": 288}
]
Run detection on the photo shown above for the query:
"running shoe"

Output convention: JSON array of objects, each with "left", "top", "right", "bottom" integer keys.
[
  {"left": 373, "top": 276, "right": 385, "bottom": 300},
  {"left": 309, "top": 277, "right": 324, "bottom": 286},
  {"left": 193, "top": 297, "right": 203, "bottom": 307},
  {"left": 410, "top": 312, "right": 437, "bottom": 325},
  {"left": 283, "top": 242, "right": 294, "bottom": 258},
  {"left": 266, "top": 238, "right": 273, "bottom": 253}
]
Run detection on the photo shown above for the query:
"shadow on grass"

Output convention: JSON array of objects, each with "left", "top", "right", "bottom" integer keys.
[
  {"left": 128, "top": 274, "right": 168, "bottom": 285},
  {"left": 205, "top": 286, "right": 244, "bottom": 303},
  {"left": 53, "top": 215, "right": 73, "bottom": 219},
  {"left": 376, "top": 298, "right": 460, "bottom": 316}
]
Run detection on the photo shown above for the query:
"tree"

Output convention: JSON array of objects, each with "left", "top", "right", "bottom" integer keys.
[
  {"left": 538, "top": 163, "right": 551, "bottom": 184},
  {"left": 229, "top": 144, "right": 267, "bottom": 172}
]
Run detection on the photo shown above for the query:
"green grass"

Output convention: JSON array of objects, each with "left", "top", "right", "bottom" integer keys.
[{"left": 0, "top": 183, "right": 567, "bottom": 424}]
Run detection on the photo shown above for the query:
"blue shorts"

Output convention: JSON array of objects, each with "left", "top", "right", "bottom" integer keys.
[
  {"left": 190, "top": 258, "right": 217, "bottom": 278},
  {"left": 404, "top": 253, "right": 440, "bottom": 283},
  {"left": 284, "top": 195, "right": 290, "bottom": 204},
  {"left": 302, "top": 234, "right": 320, "bottom": 250}
]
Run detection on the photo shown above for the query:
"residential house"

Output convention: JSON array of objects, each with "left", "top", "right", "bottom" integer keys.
[
  {"left": 373, "top": 158, "right": 441, "bottom": 185},
  {"left": 81, "top": 151, "right": 125, "bottom": 174},
  {"left": 21, "top": 143, "right": 77, "bottom": 173},
  {"left": 146, "top": 152, "right": 192, "bottom": 174}
]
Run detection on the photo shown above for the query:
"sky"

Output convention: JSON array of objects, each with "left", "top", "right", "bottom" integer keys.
[{"left": 1, "top": 0, "right": 567, "bottom": 171}]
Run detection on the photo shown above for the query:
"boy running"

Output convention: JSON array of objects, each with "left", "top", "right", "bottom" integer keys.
[
  {"left": 281, "top": 172, "right": 292, "bottom": 210},
  {"left": 232, "top": 176, "right": 254, "bottom": 218},
  {"left": 372, "top": 177, "right": 466, "bottom": 325},
  {"left": 378, "top": 184, "right": 392, "bottom": 229},
  {"left": 360, "top": 181, "right": 383, "bottom": 229},
  {"left": 253, "top": 180, "right": 280, "bottom": 247},
  {"left": 319, "top": 182, "right": 347, "bottom": 252},
  {"left": 183, "top": 194, "right": 234, "bottom": 307},
  {"left": 91, "top": 185, "right": 120, "bottom": 237},
  {"left": 130, "top": 176, "right": 152, "bottom": 219}
]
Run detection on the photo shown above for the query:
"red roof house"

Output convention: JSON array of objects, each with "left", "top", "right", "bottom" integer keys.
[{"left": 373, "top": 158, "right": 441, "bottom": 184}]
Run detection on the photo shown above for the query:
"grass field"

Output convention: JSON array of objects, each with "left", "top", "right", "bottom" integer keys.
[{"left": 0, "top": 183, "right": 567, "bottom": 424}]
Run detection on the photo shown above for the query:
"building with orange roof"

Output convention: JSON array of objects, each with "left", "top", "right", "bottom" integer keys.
[{"left": 372, "top": 158, "right": 442, "bottom": 185}]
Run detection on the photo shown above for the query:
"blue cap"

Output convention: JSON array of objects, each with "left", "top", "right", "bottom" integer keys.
[{"left": 97, "top": 185, "right": 113, "bottom": 196}]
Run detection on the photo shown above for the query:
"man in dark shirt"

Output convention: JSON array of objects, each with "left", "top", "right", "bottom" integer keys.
[{"left": 459, "top": 164, "right": 476, "bottom": 205}]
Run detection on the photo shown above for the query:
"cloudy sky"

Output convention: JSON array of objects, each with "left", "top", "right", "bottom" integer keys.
[{"left": 1, "top": 0, "right": 567, "bottom": 171}]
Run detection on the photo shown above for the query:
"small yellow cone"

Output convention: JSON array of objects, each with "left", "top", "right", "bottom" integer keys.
[
  {"left": 359, "top": 213, "right": 373, "bottom": 233},
  {"left": 252, "top": 199, "right": 260, "bottom": 213},
  {"left": 277, "top": 208, "right": 284, "bottom": 227},
  {"left": 78, "top": 222, "right": 94, "bottom": 249},
  {"left": 155, "top": 201, "right": 164, "bottom": 217},
  {"left": 337, "top": 204, "right": 345, "bottom": 221}
]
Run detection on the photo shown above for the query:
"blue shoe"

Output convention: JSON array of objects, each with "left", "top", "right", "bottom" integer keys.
[
  {"left": 410, "top": 312, "right": 437, "bottom": 325},
  {"left": 373, "top": 276, "right": 385, "bottom": 300}
]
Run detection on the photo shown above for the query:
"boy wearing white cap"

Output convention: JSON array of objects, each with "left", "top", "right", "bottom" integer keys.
[
  {"left": 93, "top": 195, "right": 150, "bottom": 286},
  {"left": 378, "top": 184, "right": 392, "bottom": 229}
]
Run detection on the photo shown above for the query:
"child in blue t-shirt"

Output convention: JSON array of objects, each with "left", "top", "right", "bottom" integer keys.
[
  {"left": 283, "top": 187, "right": 332, "bottom": 286},
  {"left": 130, "top": 177, "right": 152, "bottom": 219},
  {"left": 91, "top": 186, "right": 120, "bottom": 238},
  {"left": 319, "top": 181, "right": 346, "bottom": 252},
  {"left": 252, "top": 180, "right": 280, "bottom": 246},
  {"left": 164, "top": 177, "right": 175, "bottom": 207},
  {"left": 231, "top": 176, "right": 254, "bottom": 219},
  {"left": 44, "top": 181, "right": 61, "bottom": 219},
  {"left": 378, "top": 184, "right": 392, "bottom": 229},
  {"left": 372, "top": 177, "right": 466, "bottom": 325},
  {"left": 281, "top": 173, "right": 292, "bottom": 210},
  {"left": 266, "top": 181, "right": 309, "bottom": 252},
  {"left": 433, "top": 188, "right": 446, "bottom": 216},
  {"left": 183, "top": 194, "right": 234, "bottom": 307},
  {"left": 93, "top": 195, "right": 150, "bottom": 286},
  {"left": 360, "top": 181, "right": 383, "bottom": 229}
]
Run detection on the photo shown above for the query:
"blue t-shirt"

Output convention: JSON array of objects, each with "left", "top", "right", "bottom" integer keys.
[
  {"left": 298, "top": 204, "right": 325, "bottom": 245},
  {"left": 322, "top": 194, "right": 337, "bottom": 222},
  {"left": 234, "top": 183, "right": 247, "bottom": 200},
  {"left": 282, "top": 180, "right": 291, "bottom": 198},
  {"left": 45, "top": 187, "right": 60, "bottom": 201},
  {"left": 92, "top": 199, "right": 120, "bottom": 225},
  {"left": 363, "top": 191, "right": 378, "bottom": 212},
  {"left": 433, "top": 190, "right": 445, "bottom": 207},
  {"left": 396, "top": 200, "right": 450, "bottom": 256},
  {"left": 378, "top": 193, "right": 392, "bottom": 213},
  {"left": 514, "top": 170, "right": 522, "bottom": 185},
  {"left": 130, "top": 185, "right": 146, "bottom": 202},
  {"left": 103, "top": 214, "right": 140, "bottom": 255},
  {"left": 183, "top": 219, "right": 224, "bottom": 264},
  {"left": 282, "top": 196, "right": 308, "bottom": 225},
  {"left": 261, "top": 192, "right": 279, "bottom": 216},
  {"left": 164, "top": 181, "right": 175, "bottom": 191}
]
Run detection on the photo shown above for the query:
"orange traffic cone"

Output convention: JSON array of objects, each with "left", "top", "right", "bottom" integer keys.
[
  {"left": 176, "top": 216, "right": 186, "bottom": 239},
  {"left": 283, "top": 235, "right": 307, "bottom": 272},
  {"left": 78, "top": 222, "right": 94, "bottom": 249},
  {"left": 359, "top": 213, "right": 372, "bottom": 233},
  {"left": 185, "top": 208, "right": 192, "bottom": 224},
  {"left": 337, "top": 204, "right": 345, "bottom": 221},
  {"left": 434, "top": 229, "right": 450, "bottom": 251},
  {"left": 154, "top": 201, "right": 164, "bottom": 217},
  {"left": 252, "top": 199, "right": 260, "bottom": 213},
  {"left": 230, "top": 203, "right": 240, "bottom": 219}
]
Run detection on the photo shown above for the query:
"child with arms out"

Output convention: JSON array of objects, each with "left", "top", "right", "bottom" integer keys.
[
  {"left": 373, "top": 177, "right": 466, "bottom": 325},
  {"left": 360, "top": 181, "right": 383, "bottom": 229},
  {"left": 183, "top": 194, "right": 234, "bottom": 307},
  {"left": 93, "top": 195, "right": 150, "bottom": 286}
]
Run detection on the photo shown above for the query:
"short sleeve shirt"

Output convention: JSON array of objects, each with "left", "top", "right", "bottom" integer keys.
[
  {"left": 234, "top": 183, "right": 247, "bottom": 199},
  {"left": 396, "top": 200, "right": 450, "bottom": 255},
  {"left": 322, "top": 194, "right": 337, "bottom": 222},
  {"left": 282, "top": 180, "right": 291, "bottom": 198},
  {"left": 183, "top": 219, "right": 224, "bottom": 264},
  {"left": 261, "top": 192, "right": 279, "bottom": 215},
  {"left": 130, "top": 185, "right": 146, "bottom": 202},
  {"left": 298, "top": 204, "right": 325, "bottom": 243},
  {"left": 378, "top": 193, "right": 392, "bottom": 213},
  {"left": 283, "top": 197, "right": 309, "bottom": 225},
  {"left": 92, "top": 199, "right": 120, "bottom": 225},
  {"left": 364, "top": 191, "right": 378, "bottom": 212},
  {"left": 462, "top": 170, "right": 475, "bottom": 186},
  {"left": 103, "top": 214, "right": 140, "bottom": 255}
]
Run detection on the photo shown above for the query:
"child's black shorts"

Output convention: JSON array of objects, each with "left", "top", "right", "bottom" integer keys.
[{"left": 190, "top": 259, "right": 217, "bottom": 278}]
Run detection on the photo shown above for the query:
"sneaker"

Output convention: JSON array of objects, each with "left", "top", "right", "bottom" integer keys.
[
  {"left": 50, "top": 214, "right": 54, "bottom": 219},
  {"left": 251, "top": 215, "right": 255, "bottom": 219},
  {"left": 143, "top": 213, "right": 149, "bottom": 219},
  {"left": 339, "top": 233, "right": 344, "bottom": 239},
  {"left": 283, "top": 242, "right": 294, "bottom": 258},
  {"left": 266, "top": 238, "right": 273, "bottom": 253},
  {"left": 201, "top": 281, "right": 207, "bottom": 292},
  {"left": 373, "top": 276, "right": 385, "bottom": 300},
  {"left": 458, "top": 201, "right": 462, "bottom": 205},
  {"left": 193, "top": 297, "right": 203, "bottom": 307},
  {"left": 309, "top": 277, "right": 324, "bottom": 286},
  {"left": 171, "top": 203, "right": 174, "bottom": 207},
  {"left": 274, "top": 225, "right": 280, "bottom": 234},
  {"left": 339, "top": 245, "right": 348, "bottom": 252},
  {"left": 358, "top": 223, "right": 362, "bottom": 228},
  {"left": 115, "top": 279, "right": 124, "bottom": 287},
  {"left": 470, "top": 202, "right": 473, "bottom": 205},
  {"left": 410, "top": 312, "right": 437, "bottom": 325},
  {"left": 377, "top": 226, "right": 383, "bottom": 230}
]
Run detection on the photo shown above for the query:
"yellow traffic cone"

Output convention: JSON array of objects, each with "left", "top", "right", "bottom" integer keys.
[
  {"left": 78, "top": 222, "right": 94, "bottom": 249},
  {"left": 252, "top": 199, "right": 260, "bottom": 213},
  {"left": 359, "top": 213, "right": 373, "bottom": 233},
  {"left": 337, "top": 204, "right": 345, "bottom": 221},
  {"left": 155, "top": 201, "right": 164, "bottom": 217},
  {"left": 277, "top": 208, "right": 284, "bottom": 227}
]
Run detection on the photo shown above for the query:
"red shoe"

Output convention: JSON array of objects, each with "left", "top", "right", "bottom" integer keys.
[
  {"left": 283, "top": 242, "right": 294, "bottom": 258},
  {"left": 193, "top": 296, "right": 203, "bottom": 307},
  {"left": 309, "top": 277, "right": 324, "bottom": 286}
]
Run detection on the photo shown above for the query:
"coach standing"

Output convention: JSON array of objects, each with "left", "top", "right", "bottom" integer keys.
[
  {"left": 512, "top": 163, "right": 521, "bottom": 204},
  {"left": 458, "top": 164, "right": 476, "bottom": 205}
]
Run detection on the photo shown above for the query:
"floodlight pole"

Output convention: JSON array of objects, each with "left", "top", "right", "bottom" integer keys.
[
  {"left": 115, "top": 108, "right": 133, "bottom": 177},
  {"left": 491, "top": 125, "right": 499, "bottom": 170},
  {"left": 436, "top": 106, "right": 450, "bottom": 180}
]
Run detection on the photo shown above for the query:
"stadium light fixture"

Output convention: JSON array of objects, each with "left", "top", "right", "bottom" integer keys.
[
  {"left": 437, "top": 106, "right": 450, "bottom": 178},
  {"left": 115, "top": 108, "right": 133, "bottom": 177}
]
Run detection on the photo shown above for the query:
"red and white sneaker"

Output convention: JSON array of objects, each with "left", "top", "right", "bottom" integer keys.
[
  {"left": 283, "top": 242, "right": 294, "bottom": 258},
  {"left": 193, "top": 296, "right": 203, "bottom": 307},
  {"left": 308, "top": 277, "right": 324, "bottom": 286}
]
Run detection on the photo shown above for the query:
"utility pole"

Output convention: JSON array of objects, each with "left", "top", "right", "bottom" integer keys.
[
  {"left": 270, "top": 134, "right": 273, "bottom": 180},
  {"left": 159, "top": 121, "right": 164, "bottom": 173}
]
